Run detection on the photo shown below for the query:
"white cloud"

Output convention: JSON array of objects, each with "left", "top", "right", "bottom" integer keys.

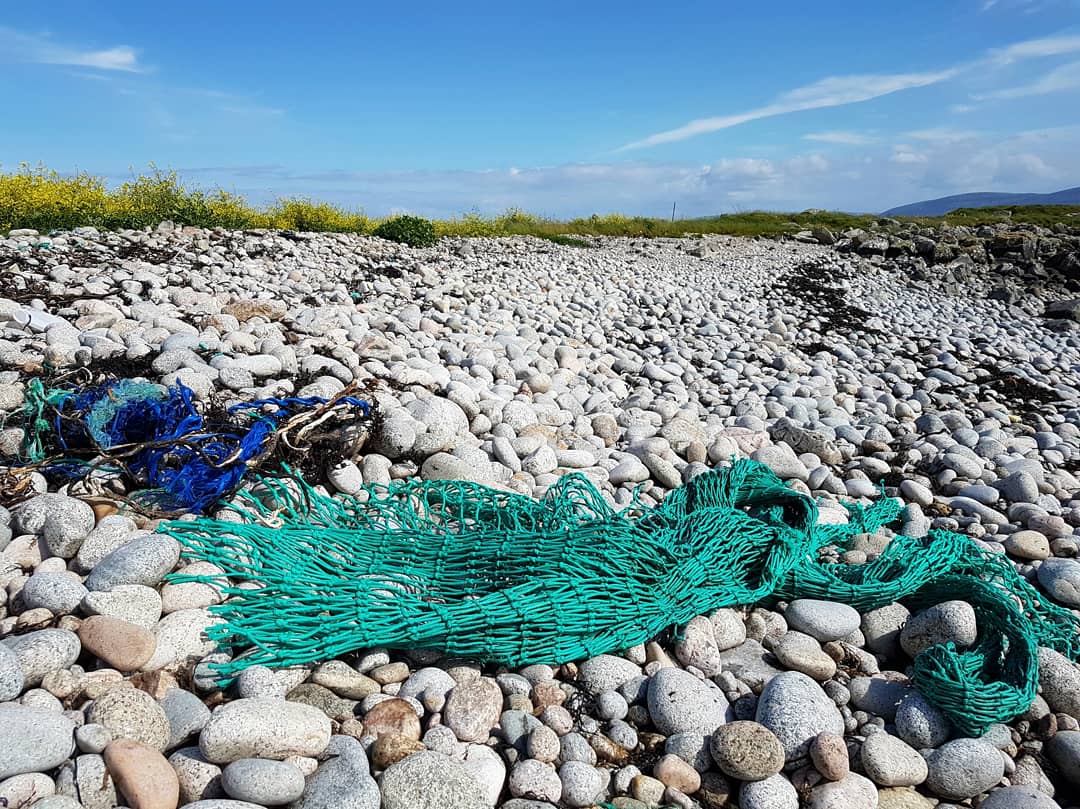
[
  {"left": 708, "top": 157, "right": 778, "bottom": 180},
  {"left": 0, "top": 26, "right": 142, "bottom": 72},
  {"left": 788, "top": 154, "right": 830, "bottom": 173},
  {"left": 55, "top": 46, "right": 139, "bottom": 72},
  {"left": 619, "top": 69, "right": 958, "bottom": 150},
  {"left": 999, "top": 152, "right": 1055, "bottom": 180},
  {"left": 803, "top": 131, "right": 878, "bottom": 145},
  {"left": 950, "top": 103, "right": 977, "bottom": 113},
  {"left": 990, "top": 34, "right": 1080, "bottom": 63},
  {"left": 160, "top": 124, "right": 1078, "bottom": 220},
  {"left": 975, "top": 59, "right": 1080, "bottom": 99},
  {"left": 891, "top": 148, "right": 929, "bottom": 164},
  {"left": 886, "top": 127, "right": 1072, "bottom": 194}
]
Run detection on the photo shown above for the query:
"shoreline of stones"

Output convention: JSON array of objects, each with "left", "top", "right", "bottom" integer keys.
[{"left": 1, "top": 219, "right": 1080, "bottom": 809}]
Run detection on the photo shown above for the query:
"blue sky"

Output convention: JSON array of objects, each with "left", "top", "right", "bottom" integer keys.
[{"left": 1, "top": 0, "right": 1079, "bottom": 217}]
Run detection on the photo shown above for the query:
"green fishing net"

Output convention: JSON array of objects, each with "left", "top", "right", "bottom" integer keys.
[{"left": 164, "top": 458, "right": 1080, "bottom": 736}]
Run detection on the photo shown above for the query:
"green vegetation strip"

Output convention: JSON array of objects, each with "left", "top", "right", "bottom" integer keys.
[{"left": 2, "top": 163, "right": 1078, "bottom": 240}]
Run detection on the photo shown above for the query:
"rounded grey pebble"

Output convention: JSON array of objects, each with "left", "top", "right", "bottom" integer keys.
[
  {"left": 664, "top": 731, "right": 712, "bottom": 772},
  {"left": 0, "top": 641, "right": 25, "bottom": 701},
  {"left": 595, "top": 690, "right": 628, "bottom": 721},
  {"left": 739, "top": 773, "right": 799, "bottom": 809},
  {"left": 14, "top": 493, "right": 95, "bottom": 559},
  {"left": 806, "top": 772, "right": 878, "bottom": 809},
  {"left": 235, "top": 664, "right": 286, "bottom": 700},
  {"left": 925, "top": 738, "right": 1004, "bottom": 799},
  {"left": 1037, "top": 558, "right": 1080, "bottom": 607},
  {"left": 755, "top": 671, "right": 844, "bottom": 761},
  {"left": 74, "top": 517, "right": 139, "bottom": 572},
  {"left": 576, "top": 654, "right": 641, "bottom": 695},
  {"left": 168, "top": 746, "right": 225, "bottom": 804},
  {"left": 899, "top": 600, "right": 978, "bottom": 658},
  {"left": 221, "top": 759, "right": 306, "bottom": 805},
  {"left": 895, "top": 690, "right": 952, "bottom": 749},
  {"left": 80, "top": 585, "right": 161, "bottom": 630},
  {"left": 557, "top": 732, "right": 596, "bottom": 766},
  {"left": 293, "top": 735, "right": 378, "bottom": 809},
  {"left": 422, "top": 725, "right": 459, "bottom": 756},
  {"left": 22, "top": 689, "right": 63, "bottom": 713},
  {"left": 20, "top": 573, "right": 88, "bottom": 616},
  {"left": 526, "top": 726, "right": 560, "bottom": 763},
  {"left": 1046, "top": 730, "right": 1080, "bottom": 787},
  {"left": 558, "top": 760, "right": 602, "bottom": 808},
  {"left": 784, "top": 599, "right": 861, "bottom": 642},
  {"left": 198, "top": 698, "right": 331, "bottom": 763},
  {"left": 74, "top": 724, "right": 112, "bottom": 754},
  {"left": 509, "top": 759, "right": 562, "bottom": 803},
  {"left": 398, "top": 667, "right": 457, "bottom": 703},
  {"left": 848, "top": 677, "right": 910, "bottom": 721},
  {"left": 859, "top": 731, "right": 927, "bottom": 787},
  {"left": 64, "top": 751, "right": 114, "bottom": 809},
  {"left": 711, "top": 721, "right": 785, "bottom": 782},
  {"left": 647, "top": 667, "right": 729, "bottom": 736},
  {"left": 87, "top": 687, "right": 171, "bottom": 752},
  {"left": 2, "top": 629, "right": 81, "bottom": 687},
  {"left": 380, "top": 749, "right": 486, "bottom": 809},
  {"left": 861, "top": 602, "right": 910, "bottom": 659},
  {"left": 161, "top": 687, "right": 212, "bottom": 749},
  {"left": 979, "top": 785, "right": 1062, "bottom": 808},
  {"left": 0, "top": 706, "right": 76, "bottom": 780},
  {"left": 84, "top": 534, "right": 181, "bottom": 592},
  {"left": 607, "top": 719, "right": 637, "bottom": 751}
]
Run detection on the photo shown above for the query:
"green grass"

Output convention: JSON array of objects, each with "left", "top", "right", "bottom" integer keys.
[
  {"left": 934, "top": 204, "right": 1080, "bottom": 228},
  {"left": 2, "top": 163, "right": 1078, "bottom": 241}
]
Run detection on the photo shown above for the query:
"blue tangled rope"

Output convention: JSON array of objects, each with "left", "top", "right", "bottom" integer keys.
[{"left": 34, "top": 379, "right": 371, "bottom": 513}]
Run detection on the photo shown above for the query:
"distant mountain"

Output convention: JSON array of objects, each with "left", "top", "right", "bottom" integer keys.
[{"left": 882, "top": 187, "right": 1080, "bottom": 217}]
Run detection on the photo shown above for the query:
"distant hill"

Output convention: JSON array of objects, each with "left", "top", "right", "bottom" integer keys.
[{"left": 882, "top": 187, "right": 1080, "bottom": 217}]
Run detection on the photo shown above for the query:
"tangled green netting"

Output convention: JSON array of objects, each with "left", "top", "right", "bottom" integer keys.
[{"left": 163, "top": 458, "right": 1080, "bottom": 737}]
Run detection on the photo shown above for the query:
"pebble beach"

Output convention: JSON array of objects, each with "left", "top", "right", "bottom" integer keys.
[{"left": 1, "top": 218, "right": 1080, "bottom": 809}]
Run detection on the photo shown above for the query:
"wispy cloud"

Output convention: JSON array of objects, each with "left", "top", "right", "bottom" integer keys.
[
  {"left": 620, "top": 30, "right": 1080, "bottom": 151},
  {"left": 219, "top": 104, "right": 285, "bottom": 117},
  {"left": 0, "top": 26, "right": 143, "bottom": 72},
  {"left": 803, "top": 131, "right": 878, "bottom": 145},
  {"left": 620, "top": 70, "right": 957, "bottom": 150},
  {"left": 59, "top": 74, "right": 287, "bottom": 140},
  {"left": 990, "top": 34, "right": 1080, "bottom": 63},
  {"left": 982, "top": 0, "right": 1070, "bottom": 13},
  {"left": 975, "top": 59, "right": 1080, "bottom": 98},
  {"left": 905, "top": 127, "right": 982, "bottom": 143}
]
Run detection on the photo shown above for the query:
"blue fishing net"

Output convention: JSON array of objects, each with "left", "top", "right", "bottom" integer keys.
[{"left": 23, "top": 378, "right": 372, "bottom": 513}]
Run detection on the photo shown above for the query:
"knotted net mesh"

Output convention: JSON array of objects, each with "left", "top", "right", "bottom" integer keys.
[{"left": 164, "top": 458, "right": 1080, "bottom": 736}]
